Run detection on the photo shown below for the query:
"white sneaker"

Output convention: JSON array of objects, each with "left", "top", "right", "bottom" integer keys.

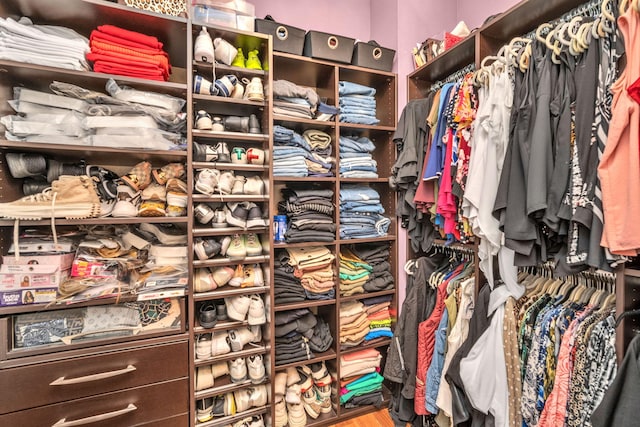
[
  {"left": 244, "top": 176, "right": 264, "bottom": 196},
  {"left": 247, "top": 295, "right": 266, "bottom": 325},
  {"left": 195, "top": 110, "right": 213, "bottom": 130},
  {"left": 231, "top": 175, "right": 246, "bottom": 195},
  {"left": 111, "top": 184, "right": 140, "bottom": 217},
  {"left": 249, "top": 325, "right": 262, "bottom": 343},
  {"left": 195, "top": 169, "right": 220, "bottom": 195},
  {"left": 226, "top": 295, "right": 251, "bottom": 321},
  {"left": 194, "top": 203, "right": 214, "bottom": 224},
  {"left": 250, "top": 384, "right": 269, "bottom": 407},
  {"left": 216, "top": 171, "right": 235, "bottom": 195},
  {"left": 214, "top": 37, "right": 238, "bottom": 65},
  {"left": 215, "top": 142, "right": 231, "bottom": 162},
  {"left": 195, "top": 334, "right": 212, "bottom": 359},
  {"left": 229, "top": 328, "right": 255, "bottom": 352},
  {"left": 194, "top": 27, "right": 215, "bottom": 63},
  {"left": 247, "top": 354, "right": 266, "bottom": 384},
  {"left": 244, "top": 234, "right": 263, "bottom": 256},
  {"left": 244, "top": 77, "right": 265, "bottom": 102},
  {"left": 229, "top": 357, "right": 248, "bottom": 383},
  {"left": 211, "top": 332, "right": 231, "bottom": 356}
]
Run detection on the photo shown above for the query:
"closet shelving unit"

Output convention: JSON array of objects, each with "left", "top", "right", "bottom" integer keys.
[
  {"left": 268, "top": 50, "right": 398, "bottom": 426},
  {"left": 407, "top": 0, "right": 636, "bottom": 361},
  {"left": 0, "top": 0, "right": 191, "bottom": 425}
]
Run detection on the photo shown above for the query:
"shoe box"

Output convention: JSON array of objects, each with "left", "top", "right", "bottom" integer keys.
[
  {"left": 255, "top": 18, "right": 305, "bottom": 56},
  {"left": 191, "top": 0, "right": 256, "bottom": 31},
  {"left": 303, "top": 30, "right": 355, "bottom": 64},
  {"left": 351, "top": 41, "right": 395, "bottom": 72}
]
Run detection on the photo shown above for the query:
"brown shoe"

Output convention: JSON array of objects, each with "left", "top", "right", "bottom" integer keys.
[
  {"left": 0, "top": 175, "right": 100, "bottom": 220},
  {"left": 122, "top": 161, "right": 152, "bottom": 191},
  {"left": 153, "top": 162, "right": 185, "bottom": 185}
]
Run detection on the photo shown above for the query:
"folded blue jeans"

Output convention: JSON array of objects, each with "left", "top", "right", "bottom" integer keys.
[
  {"left": 339, "top": 113, "right": 380, "bottom": 125},
  {"left": 340, "top": 186, "right": 382, "bottom": 201},
  {"left": 339, "top": 136, "right": 376, "bottom": 152},
  {"left": 340, "top": 106, "right": 377, "bottom": 116},
  {"left": 339, "top": 81, "right": 376, "bottom": 96}
]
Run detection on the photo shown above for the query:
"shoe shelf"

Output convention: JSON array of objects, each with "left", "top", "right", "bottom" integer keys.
[
  {"left": 273, "top": 241, "right": 336, "bottom": 249},
  {"left": 338, "top": 122, "right": 396, "bottom": 133},
  {"left": 192, "top": 194, "right": 269, "bottom": 203},
  {"left": 192, "top": 93, "right": 267, "bottom": 108},
  {"left": 340, "top": 338, "right": 392, "bottom": 355},
  {"left": 272, "top": 177, "right": 337, "bottom": 183},
  {"left": 194, "top": 319, "right": 250, "bottom": 334},
  {"left": 194, "top": 344, "right": 271, "bottom": 367},
  {"left": 339, "top": 288, "right": 396, "bottom": 303},
  {"left": 192, "top": 255, "right": 270, "bottom": 268},
  {"left": 193, "top": 61, "right": 267, "bottom": 78},
  {"left": 0, "top": 216, "right": 190, "bottom": 228},
  {"left": 0, "top": 59, "right": 188, "bottom": 97},
  {"left": 193, "top": 226, "right": 269, "bottom": 237},
  {"left": 273, "top": 115, "right": 337, "bottom": 129},
  {"left": 0, "top": 140, "right": 188, "bottom": 165},
  {"left": 274, "top": 349, "right": 337, "bottom": 371},
  {"left": 193, "top": 285, "right": 270, "bottom": 301},
  {"left": 273, "top": 299, "right": 337, "bottom": 312},
  {"left": 306, "top": 409, "right": 339, "bottom": 427},
  {"left": 192, "top": 162, "right": 269, "bottom": 172},
  {"left": 195, "top": 405, "right": 270, "bottom": 427},
  {"left": 195, "top": 375, "right": 269, "bottom": 400},
  {"left": 192, "top": 130, "right": 269, "bottom": 143}
]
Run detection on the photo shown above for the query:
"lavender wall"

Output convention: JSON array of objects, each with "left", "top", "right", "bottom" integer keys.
[
  {"left": 457, "top": 0, "right": 520, "bottom": 30},
  {"left": 250, "top": 0, "right": 372, "bottom": 41}
]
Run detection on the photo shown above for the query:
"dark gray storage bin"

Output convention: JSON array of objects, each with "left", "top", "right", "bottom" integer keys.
[
  {"left": 303, "top": 30, "right": 355, "bottom": 64},
  {"left": 255, "top": 19, "right": 305, "bottom": 55},
  {"left": 352, "top": 41, "right": 395, "bottom": 72}
]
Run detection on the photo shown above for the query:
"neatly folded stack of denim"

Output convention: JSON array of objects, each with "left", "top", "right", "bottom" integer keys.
[
  {"left": 287, "top": 246, "right": 336, "bottom": 300},
  {"left": 279, "top": 187, "right": 335, "bottom": 243},
  {"left": 303, "top": 129, "right": 335, "bottom": 176},
  {"left": 273, "top": 80, "right": 320, "bottom": 119},
  {"left": 0, "top": 17, "right": 90, "bottom": 71},
  {"left": 338, "top": 81, "right": 380, "bottom": 125},
  {"left": 339, "top": 301, "right": 370, "bottom": 348},
  {"left": 339, "top": 248, "right": 372, "bottom": 296},
  {"left": 339, "top": 185, "right": 391, "bottom": 239},
  {"left": 274, "top": 250, "right": 306, "bottom": 304},
  {"left": 362, "top": 295, "right": 393, "bottom": 342},
  {"left": 351, "top": 243, "right": 395, "bottom": 292},
  {"left": 273, "top": 125, "right": 334, "bottom": 177},
  {"left": 339, "top": 135, "right": 378, "bottom": 178}
]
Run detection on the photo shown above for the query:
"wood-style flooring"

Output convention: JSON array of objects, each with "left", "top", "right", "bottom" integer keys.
[{"left": 332, "top": 409, "right": 394, "bottom": 426}]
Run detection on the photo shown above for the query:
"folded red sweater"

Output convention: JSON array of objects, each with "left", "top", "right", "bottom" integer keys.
[
  {"left": 86, "top": 52, "right": 168, "bottom": 79},
  {"left": 95, "top": 24, "right": 163, "bottom": 50},
  {"left": 92, "top": 62, "right": 166, "bottom": 81},
  {"left": 88, "top": 46, "right": 170, "bottom": 75}
]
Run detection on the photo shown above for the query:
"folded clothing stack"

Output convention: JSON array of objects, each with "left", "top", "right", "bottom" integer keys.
[
  {"left": 362, "top": 295, "right": 393, "bottom": 342},
  {"left": 274, "top": 250, "right": 306, "bottom": 304},
  {"left": 338, "top": 81, "right": 380, "bottom": 125},
  {"left": 273, "top": 125, "right": 335, "bottom": 177},
  {"left": 2, "top": 80, "right": 186, "bottom": 149},
  {"left": 339, "top": 135, "right": 378, "bottom": 178},
  {"left": 273, "top": 80, "right": 320, "bottom": 120},
  {"left": 0, "top": 17, "right": 89, "bottom": 71},
  {"left": 88, "top": 24, "right": 171, "bottom": 81},
  {"left": 278, "top": 187, "right": 335, "bottom": 243},
  {"left": 339, "top": 185, "right": 391, "bottom": 239},
  {"left": 274, "top": 309, "right": 333, "bottom": 366},
  {"left": 338, "top": 348, "right": 385, "bottom": 408},
  {"left": 339, "top": 248, "right": 372, "bottom": 297},
  {"left": 351, "top": 243, "right": 395, "bottom": 292},
  {"left": 339, "top": 301, "right": 370, "bottom": 348},
  {"left": 287, "top": 246, "right": 336, "bottom": 300}
]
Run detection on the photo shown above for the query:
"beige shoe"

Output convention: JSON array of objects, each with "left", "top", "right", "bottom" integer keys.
[
  {"left": 194, "top": 268, "right": 216, "bottom": 293},
  {"left": 249, "top": 384, "right": 268, "bottom": 407},
  {"left": 0, "top": 175, "right": 100, "bottom": 220},
  {"left": 274, "top": 397, "right": 288, "bottom": 427},
  {"left": 274, "top": 372, "right": 288, "bottom": 396},
  {"left": 212, "top": 361, "right": 230, "bottom": 378},
  {"left": 211, "top": 332, "right": 231, "bottom": 356},
  {"left": 302, "top": 386, "right": 321, "bottom": 419},
  {"left": 244, "top": 77, "right": 265, "bottom": 102},
  {"left": 195, "top": 334, "right": 212, "bottom": 359},
  {"left": 287, "top": 402, "right": 307, "bottom": 427},
  {"left": 196, "top": 365, "right": 214, "bottom": 391}
]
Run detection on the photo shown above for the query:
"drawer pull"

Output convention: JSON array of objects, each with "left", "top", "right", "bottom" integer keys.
[
  {"left": 50, "top": 365, "right": 137, "bottom": 386},
  {"left": 52, "top": 403, "right": 137, "bottom": 426}
]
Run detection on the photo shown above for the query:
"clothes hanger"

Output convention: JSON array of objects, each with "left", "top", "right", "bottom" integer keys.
[
  {"left": 620, "top": 0, "right": 630, "bottom": 15},
  {"left": 536, "top": 22, "right": 554, "bottom": 43}
]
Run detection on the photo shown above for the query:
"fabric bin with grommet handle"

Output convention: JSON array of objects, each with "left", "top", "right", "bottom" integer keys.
[
  {"left": 303, "top": 30, "right": 355, "bottom": 63},
  {"left": 255, "top": 17, "right": 305, "bottom": 55},
  {"left": 351, "top": 40, "right": 395, "bottom": 72}
]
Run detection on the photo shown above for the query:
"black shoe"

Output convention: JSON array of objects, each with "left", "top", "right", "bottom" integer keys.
[
  {"left": 224, "top": 116, "right": 249, "bottom": 133},
  {"left": 215, "top": 300, "right": 229, "bottom": 321},
  {"left": 47, "top": 159, "right": 85, "bottom": 183},
  {"left": 22, "top": 177, "right": 49, "bottom": 196},
  {"left": 248, "top": 114, "right": 261, "bottom": 134},
  {"left": 86, "top": 165, "right": 119, "bottom": 201},
  {"left": 194, "top": 238, "right": 222, "bottom": 260},
  {"left": 5, "top": 152, "right": 47, "bottom": 178},
  {"left": 199, "top": 303, "right": 218, "bottom": 328}
]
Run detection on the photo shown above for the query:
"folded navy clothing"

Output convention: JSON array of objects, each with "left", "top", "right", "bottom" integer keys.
[
  {"left": 361, "top": 294, "right": 394, "bottom": 306},
  {"left": 343, "top": 391, "right": 385, "bottom": 409}
]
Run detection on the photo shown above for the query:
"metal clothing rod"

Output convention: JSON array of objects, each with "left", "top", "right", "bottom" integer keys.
[{"left": 430, "top": 63, "right": 475, "bottom": 92}]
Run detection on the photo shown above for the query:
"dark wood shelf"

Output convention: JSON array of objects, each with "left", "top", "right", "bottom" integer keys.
[
  {"left": 194, "top": 344, "right": 270, "bottom": 367},
  {"left": 273, "top": 241, "right": 336, "bottom": 249},
  {"left": 0, "top": 216, "right": 189, "bottom": 228},
  {"left": 273, "top": 176, "right": 336, "bottom": 182},
  {"left": 195, "top": 405, "right": 270, "bottom": 427},
  {"left": 192, "top": 130, "right": 269, "bottom": 143},
  {"left": 194, "top": 375, "right": 268, "bottom": 400},
  {"left": 306, "top": 409, "right": 339, "bottom": 427},
  {"left": 337, "top": 236, "right": 396, "bottom": 245},
  {"left": 273, "top": 115, "right": 337, "bottom": 128},
  {"left": 274, "top": 299, "right": 337, "bottom": 312},
  {"left": 192, "top": 162, "right": 268, "bottom": 172},
  {"left": 192, "top": 194, "right": 269, "bottom": 203},
  {"left": 338, "top": 123, "right": 396, "bottom": 132},
  {"left": 192, "top": 93, "right": 266, "bottom": 108},
  {"left": 339, "top": 177, "right": 388, "bottom": 183},
  {"left": 193, "top": 226, "right": 269, "bottom": 237},
  {"left": 194, "top": 320, "right": 250, "bottom": 334},
  {"left": 624, "top": 268, "right": 640, "bottom": 278},
  {"left": 193, "top": 285, "right": 270, "bottom": 301},
  {"left": 408, "top": 33, "right": 476, "bottom": 84},
  {"left": 339, "top": 288, "right": 396, "bottom": 302},
  {"left": 192, "top": 255, "right": 270, "bottom": 268},
  {"left": 0, "top": 140, "right": 187, "bottom": 164},
  {"left": 275, "top": 348, "right": 337, "bottom": 370}
]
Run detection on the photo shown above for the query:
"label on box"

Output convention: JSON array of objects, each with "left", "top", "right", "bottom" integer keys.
[
  {"left": 0, "top": 264, "right": 68, "bottom": 290},
  {"left": 0, "top": 288, "right": 57, "bottom": 306},
  {"left": 3, "top": 253, "right": 75, "bottom": 270}
]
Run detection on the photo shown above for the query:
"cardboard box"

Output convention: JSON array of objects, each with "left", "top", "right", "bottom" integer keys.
[
  {"left": 0, "top": 264, "right": 69, "bottom": 291},
  {"left": 0, "top": 288, "right": 57, "bottom": 306}
]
